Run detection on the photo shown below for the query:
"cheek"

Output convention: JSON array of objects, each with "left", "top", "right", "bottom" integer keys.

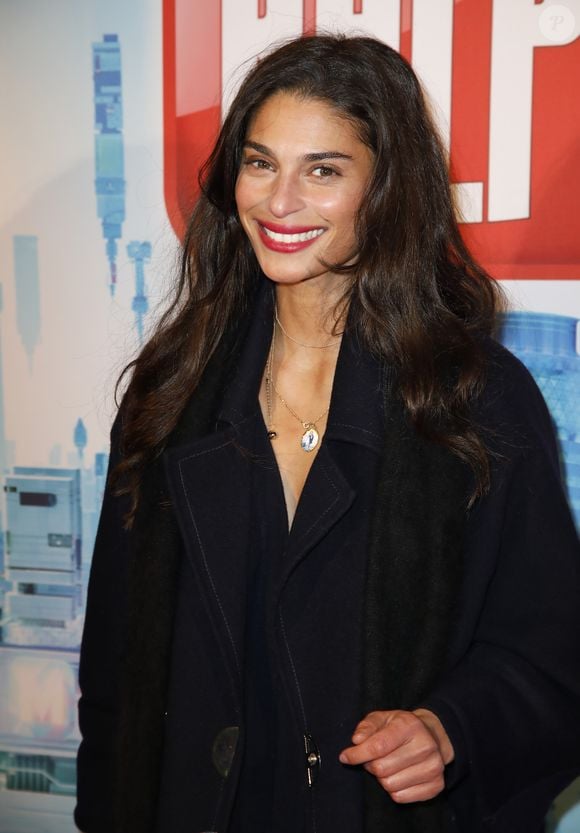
[
  {"left": 331, "top": 205, "right": 359, "bottom": 243},
  {"left": 235, "top": 173, "right": 266, "bottom": 214},
  {"left": 316, "top": 188, "right": 362, "bottom": 230},
  {"left": 337, "top": 185, "right": 368, "bottom": 242}
]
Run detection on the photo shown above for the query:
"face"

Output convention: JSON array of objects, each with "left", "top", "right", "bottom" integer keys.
[{"left": 235, "top": 92, "right": 374, "bottom": 288}]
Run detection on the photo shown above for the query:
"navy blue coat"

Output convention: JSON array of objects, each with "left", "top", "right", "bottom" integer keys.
[{"left": 75, "top": 293, "right": 580, "bottom": 833}]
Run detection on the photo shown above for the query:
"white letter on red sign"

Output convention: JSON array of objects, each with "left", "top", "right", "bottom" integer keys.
[
  {"left": 411, "top": 1, "right": 483, "bottom": 223},
  {"left": 315, "top": 0, "right": 400, "bottom": 49},
  {"left": 221, "top": 0, "right": 303, "bottom": 114},
  {"left": 489, "top": 0, "right": 579, "bottom": 222},
  {"left": 412, "top": 0, "right": 453, "bottom": 141}
]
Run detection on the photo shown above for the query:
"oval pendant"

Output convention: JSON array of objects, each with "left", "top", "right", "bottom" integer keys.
[{"left": 300, "top": 424, "right": 319, "bottom": 452}]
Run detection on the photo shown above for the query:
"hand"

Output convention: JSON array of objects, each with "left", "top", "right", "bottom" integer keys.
[{"left": 338, "top": 708, "right": 454, "bottom": 803}]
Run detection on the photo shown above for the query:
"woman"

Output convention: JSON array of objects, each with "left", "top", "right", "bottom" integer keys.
[{"left": 75, "top": 34, "right": 580, "bottom": 833}]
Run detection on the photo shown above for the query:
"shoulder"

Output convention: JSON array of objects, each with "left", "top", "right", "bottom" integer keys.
[
  {"left": 479, "top": 336, "right": 548, "bottom": 418},
  {"left": 474, "top": 336, "right": 558, "bottom": 463}
]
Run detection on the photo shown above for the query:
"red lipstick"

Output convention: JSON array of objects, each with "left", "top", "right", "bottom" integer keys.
[{"left": 257, "top": 220, "right": 326, "bottom": 253}]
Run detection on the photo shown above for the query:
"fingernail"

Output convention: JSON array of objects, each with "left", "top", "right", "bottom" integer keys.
[
  {"left": 339, "top": 752, "right": 348, "bottom": 763},
  {"left": 352, "top": 732, "right": 364, "bottom": 742}
]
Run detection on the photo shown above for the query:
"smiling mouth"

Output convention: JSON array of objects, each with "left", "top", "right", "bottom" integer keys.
[{"left": 260, "top": 225, "right": 326, "bottom": 244}]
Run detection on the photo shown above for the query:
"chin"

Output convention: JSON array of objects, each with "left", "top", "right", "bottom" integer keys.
[
  {"left": 256, "top": 259, "right": 313, "bottom": 285},
  {"left": 263, "top": 273, "right": 310, "bottom": 287}
]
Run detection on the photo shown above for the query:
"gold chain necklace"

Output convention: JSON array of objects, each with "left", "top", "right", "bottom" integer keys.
[
  {"left": 274, "top": 307, "right": 341, "bottom": 349},
  {"left": 265, "top": 322, "right": 330, "bottom": 453}
]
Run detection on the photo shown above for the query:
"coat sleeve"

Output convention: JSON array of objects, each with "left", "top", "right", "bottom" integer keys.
[
  {"left": 75, "top": 414, "right": 130, "bottom": 833},
  {"left": 422, "top": 357, "right": 580, "bottom": 832}
]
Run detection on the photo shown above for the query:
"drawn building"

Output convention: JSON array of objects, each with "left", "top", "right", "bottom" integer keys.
[
  {"left": 73, "top": 419, "right": 87, "bottom": 466},
  {"left": 127, "top": 240, "right": 151, "bottom": 344},
  {"left": 94, "top": 452, "right": 108, "bottom": 510},
  {"left": 498, "top": 312, "right": 580, "bottom": 530},
  {"left": 0, "top": 464, "right": 82, "bottom": 812},
  {"left": 0, "top": 450, "right": 107, "bottom": 816},
  {"left": 3, "top": 467, "right": 82, "bottom": 648},
  {"left": 0, "top": 646, "right": 79, "bottom": 803},
  {"left": 92, "top": 34, "right": 126, "bottom": 296},
  {"left": 12, "top": 237, "right": 41, "bottom": 369},
  {"left": 93, "top": 452, "right": 109, "bottom": 545}
]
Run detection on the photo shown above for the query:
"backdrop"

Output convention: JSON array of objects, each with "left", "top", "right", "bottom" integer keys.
[{"left": 0, "top": 1, "right": 578, "bottom": 831}]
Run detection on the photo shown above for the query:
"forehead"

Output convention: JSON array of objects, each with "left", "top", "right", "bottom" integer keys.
[{"left": 245, "top": 92, "right": 365, "bottom": 150}]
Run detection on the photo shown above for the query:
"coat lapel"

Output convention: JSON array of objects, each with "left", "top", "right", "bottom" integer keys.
[
  {"left": 161, "top": 281, "right": 274, "bottom": 697},
  {"left": 163, "top": 426, "right": 253, "bottom": 692},
  {"left": 273, "top": 444, "right": 356, "bottom": 604}
]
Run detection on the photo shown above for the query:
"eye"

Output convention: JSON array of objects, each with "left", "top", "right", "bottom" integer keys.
[
  {"left": 311, "top": 165, "right": 339, "bottom": 178},
  {"left": 242, "top": 156, "right": 273, "bottom": 171}
]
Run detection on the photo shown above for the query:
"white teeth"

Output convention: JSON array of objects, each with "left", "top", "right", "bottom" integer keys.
[{"left": 261, "top": 226, "right": 325, "bottom": 243}]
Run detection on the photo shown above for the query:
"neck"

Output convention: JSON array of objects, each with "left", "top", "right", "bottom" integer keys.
[{"left": 274, "top": 276, "right": 348, "bottom": 351}]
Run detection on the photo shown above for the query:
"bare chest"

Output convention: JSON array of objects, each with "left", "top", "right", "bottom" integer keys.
[{"left": 258, "top": 389, "right": 326, "bottom": 528}]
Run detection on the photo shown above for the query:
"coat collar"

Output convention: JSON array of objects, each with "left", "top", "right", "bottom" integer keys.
[{"left": 216, "top": 279, "right": 273, "bottom": 428}]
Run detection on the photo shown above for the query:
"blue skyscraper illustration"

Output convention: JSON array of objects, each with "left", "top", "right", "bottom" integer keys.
[
  {"left": 3, "top": 467, "right": 82, "bottom": 646},
  {"left": 13, "top": 237, "right": 41, "bottom": 369},
  {"left": 127, "top": 241, "right": 151, "bottom": 344},
  {"left": 498, "top": 312, "right": 580, "bottom": 530},
  {"left": 94, "top": 452, "right": 108, "bottom": 484},
  {"left": 73, "top": 418, "right": 87, "bottom": 465},
  {"left": 94, "top": 452, "right": 109, "bottom": 523},
  {"left": 92, "top": 34, "right": 126, "bottom": 296},
  {"left": 49, "top": 444, "right": 62, "bottom": 467}
]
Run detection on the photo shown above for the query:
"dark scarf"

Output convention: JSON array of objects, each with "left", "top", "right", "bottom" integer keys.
[{"left": 115, "top": 309, "right": 469, "bottom": 833}]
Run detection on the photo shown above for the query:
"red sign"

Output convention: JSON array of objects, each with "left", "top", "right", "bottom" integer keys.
[{"left": 163, "top": 0, "right": 580, "bottom": 279}]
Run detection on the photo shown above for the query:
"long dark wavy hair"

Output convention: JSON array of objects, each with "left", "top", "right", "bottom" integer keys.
[{"left": 114, "top": 34, "right": 502, "bottom": 526}]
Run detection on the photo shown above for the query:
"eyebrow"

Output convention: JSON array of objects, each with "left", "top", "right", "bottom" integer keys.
[{"left": 243, "top": 140, "right": 353, "bottom": 163}]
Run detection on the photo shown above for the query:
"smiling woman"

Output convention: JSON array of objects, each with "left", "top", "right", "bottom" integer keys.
[
  {"left": 75, "top": 33, "right": 580, "bottom": 833},
  {"left": 233, "top": 92, "right": 376, "bottom": 522}
]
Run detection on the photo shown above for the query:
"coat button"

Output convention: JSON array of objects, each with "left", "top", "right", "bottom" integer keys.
[
  {"left": 212, "top": 726, "right": 239, "bottom": 778},
  {"left": 303, "top": 733, "right": 321, "bottom": 786}
]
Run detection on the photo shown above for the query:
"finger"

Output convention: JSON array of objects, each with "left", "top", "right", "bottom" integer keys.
[
  {"left": 361, "top": 734, "right": 440, "bottom": 778},
  {"left": 341, "top": 710, "right": 432, "bottom": 766},
  {"left": 367, "top": 753, "right": 444, "bottom": 791},
  {"left": 381, "top": 775, "right": 446, "bottom": 804},
  {"left": 339, "top": 729, "right": 401, "bottom": 766}
]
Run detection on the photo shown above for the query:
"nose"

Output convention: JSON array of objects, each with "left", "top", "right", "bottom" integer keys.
[{"left": 267, "top": 171, "right": 305, "bottom": 218}]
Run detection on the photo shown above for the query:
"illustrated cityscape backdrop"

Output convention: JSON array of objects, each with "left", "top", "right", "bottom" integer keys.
[{"left": 0, "top": 32, "right": 579, "bottom": 833}]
